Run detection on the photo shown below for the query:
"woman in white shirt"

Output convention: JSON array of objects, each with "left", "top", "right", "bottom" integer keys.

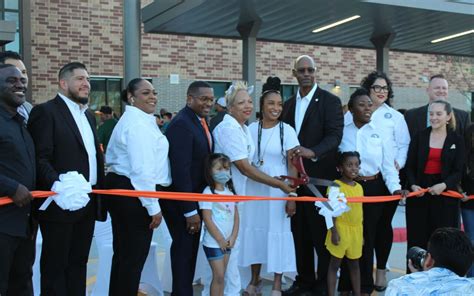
[
  {"left": 105, "top": 78, "right": 171, "bottom": 296},
  {"left": 361, "top": 71, "right": 410, "bottom": 289},
  {"left": 345, "top": 71, "right": 410, "bottom": 289},
  {"left": 212, "top": 81, "right": 294, "bottom": 296},
  {"left": 338, "top": 88, "right": 407, "bottom": 296}
]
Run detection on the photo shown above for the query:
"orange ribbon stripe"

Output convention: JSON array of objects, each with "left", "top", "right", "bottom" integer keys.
[{"left": 0, "top": 188, "right": 473, "bottom": 207}]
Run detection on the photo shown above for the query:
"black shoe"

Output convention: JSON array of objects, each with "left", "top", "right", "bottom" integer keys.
[
  {"left": 282, "top": 282, "right": 312, "bottom": 296},
  {"left": 374, "top": 285, "right": 387, "bottom": 292},
  {"left": 312, "top": 284, "right": 328, "bottom": 296}
]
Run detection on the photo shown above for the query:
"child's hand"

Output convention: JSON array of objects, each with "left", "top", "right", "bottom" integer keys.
[
  {"left": 228, "top": 236, "right": 237, "bottom": 248},
  {"left": 331, "top": 228, "right": 340, "bottom": 246},
  {"left": 218, "top": 238, "right": 228, "bottom": 251}
]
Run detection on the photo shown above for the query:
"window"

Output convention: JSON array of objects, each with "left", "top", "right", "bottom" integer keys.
[
  {"left": 1, "top": 0, "right": 21, "bottom": 53},
  {"left": 281, "top": 84, "right": 298, "bottom": 101},
  {"left": 90, "top": 77, "right": 123, "bottom": 117},
  {"left": 90, "top": 77, "right": 154, "bottom": 119},
  {"left": 207, "top": 81, "right": 231, "bottom": 100},
  {"left": 206, "top": 81, "right": 231, "bottom": 116}
]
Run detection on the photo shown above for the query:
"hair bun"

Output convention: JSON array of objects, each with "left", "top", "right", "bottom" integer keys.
[{"left": 262, "top": 76, "right": 281, "bottom": 93}]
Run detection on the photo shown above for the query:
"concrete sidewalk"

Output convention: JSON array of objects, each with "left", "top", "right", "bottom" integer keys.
[{"left": 86, "top": 205, "right": 408, "bottom": 295}]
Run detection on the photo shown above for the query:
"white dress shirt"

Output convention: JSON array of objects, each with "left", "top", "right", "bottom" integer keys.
[
  {"left": 339, "top": 120, "right": 401, "bottom": 194},
  {"left": 295, "top": 83, "right": 317, "bottom": 135},
  {"left": 106, "top": 105, "right": 171, "bottom": 216},
  {"left": 59, "top": 93, "right": 97, "bottom": 186},
  {"left": 213, "top": 114, "right": 255, "bottom": 196},
  {"left": 17, "top": 103, "right": 30, "bottom": 123},
  {"left": 344, "top": 103, "right": 410, "bottom": 168}
]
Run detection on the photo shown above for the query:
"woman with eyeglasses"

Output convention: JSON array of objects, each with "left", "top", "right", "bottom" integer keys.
[{"left": 342, "top": 71, "right": 410, "bottom": 292}]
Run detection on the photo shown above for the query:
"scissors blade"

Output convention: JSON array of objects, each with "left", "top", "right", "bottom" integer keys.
[
  {"left": 308, "top": 177, "right": 340, "bottom": 187},
  {"left": 307, "top": 183, "right": 334, "bottom": 211}
]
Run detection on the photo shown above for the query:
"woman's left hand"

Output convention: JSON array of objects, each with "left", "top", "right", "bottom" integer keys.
[
  {"left": 285, "top": 200, "right": 296, "bottom": 217},
  {"left": 393, "top": 189, "right": 409, "bottom": 198},
  {"left": 428, "top": 183, "right": 447, "bottom": 195}
]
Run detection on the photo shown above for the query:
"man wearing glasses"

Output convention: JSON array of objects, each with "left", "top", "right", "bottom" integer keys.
[
  {"left": 281, "top": 55, "right": 344, "bottom": 295},
  {"left": 160, "top": 81, "right": 214, "bottom": 296}
]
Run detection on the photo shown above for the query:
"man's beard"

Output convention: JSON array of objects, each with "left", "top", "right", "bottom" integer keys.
[{"left": 69, "top": 90, "right": 89, "bottom": 105}]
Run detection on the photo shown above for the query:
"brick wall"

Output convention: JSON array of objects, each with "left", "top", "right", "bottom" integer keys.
[{"left": 30, "top": 0, "right": 473, "bottom": 113}]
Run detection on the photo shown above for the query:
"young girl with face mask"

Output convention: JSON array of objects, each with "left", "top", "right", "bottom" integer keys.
[{"left": 200, "top": 153, "right": 240, "bottom": 296}]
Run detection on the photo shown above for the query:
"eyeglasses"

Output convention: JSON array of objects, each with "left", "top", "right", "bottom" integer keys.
[
  {"left": 296, "top": 67, "right": 316, "bottom": 74},
  {"left": 192, "top": 96, "right": 214, "bottom": 103},
  {"left": 371, "top": 85, "right": 389, "bottom": 93}
]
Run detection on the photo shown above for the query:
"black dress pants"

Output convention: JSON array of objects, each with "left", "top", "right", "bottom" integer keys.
[
  {"left": 106, "top": 173, "right": 153, "bottom": 296},
  {"left": 406, "top": 174, "right": 460, "bottom": 272},
  {"left": 0, "top": 232, "right": 35, "bottom": 296},
  {"left": 39, "top": 213, "right": 95, "bottom": 296},
  {"left": 291, "top": 192, "right": 329, "bottom": 292},
  {"left": 338, "top": 177, "right": 391, "bottom": 294},
  {"left": 160, "top": 198, "right": 201, "bottom": 296},
  {"left": 374, "top": 199, "right": 398, "bottom": 269}
]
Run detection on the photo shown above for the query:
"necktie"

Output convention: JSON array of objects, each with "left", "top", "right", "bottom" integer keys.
[{"left": 200, "top": 118, "right": 212, "bottom": 149}]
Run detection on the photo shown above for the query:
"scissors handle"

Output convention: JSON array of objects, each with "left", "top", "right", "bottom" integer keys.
[
  {"left": 292, "top": 156, "right": 308, "bottom": 178},
  {"left": 279, "top": 175, "right": 308, "bottom": 187}
]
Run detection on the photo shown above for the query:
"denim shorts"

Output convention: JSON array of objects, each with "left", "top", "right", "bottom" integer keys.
[{"left": 203, "top": 245, "right": 231, "bottom": 261}]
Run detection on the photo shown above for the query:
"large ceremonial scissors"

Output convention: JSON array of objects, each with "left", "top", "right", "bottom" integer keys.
[{"left": 280, "top": 156, "right": 339, "bottom": 211}]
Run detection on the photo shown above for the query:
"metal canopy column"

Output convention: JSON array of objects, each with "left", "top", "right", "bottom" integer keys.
[
  {"left": 237, "top": 0, "right": 261, "bottom": 120},
  {"left": 123, "top": 0, "right": 141, "bottom": 86},
  {"left": 370, "top": 32, "right": 396, "bottom": 74}
]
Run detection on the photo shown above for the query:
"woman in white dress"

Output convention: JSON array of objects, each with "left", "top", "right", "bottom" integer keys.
[
  {"left": 241, "top": 77, "right": 299, "bottom": 296},
  {"left": 212, "top": 81, "right": 294, "bottom": 296}
]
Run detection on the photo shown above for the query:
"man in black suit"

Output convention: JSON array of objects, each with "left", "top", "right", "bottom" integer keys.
[
  {"left": 281, "top": 55, "right": 344, "bottom": 295},
  {"left": 27, "top": 62, "right": 104, "bottom": 296},
  {"left": 0, "top": 64, "right": 35, "bottom": 296},
  {"left": 160, "top": 81, "right": 214, "bottom": 296},
  {"left": 404, "top": 74, "right": 470, "bottom": 138}
]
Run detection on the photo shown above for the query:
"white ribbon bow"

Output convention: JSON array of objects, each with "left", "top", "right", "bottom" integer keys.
[
  {"left": 39, "top": 171, "right": 92, "bottom": 211},
  {"left": 315, "top": 186, "right": 350, "bottom": 229}
]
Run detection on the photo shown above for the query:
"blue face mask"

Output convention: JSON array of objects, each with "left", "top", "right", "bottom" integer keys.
[{"left": 212, "top": 170, "right": 231, "bottom": 185}]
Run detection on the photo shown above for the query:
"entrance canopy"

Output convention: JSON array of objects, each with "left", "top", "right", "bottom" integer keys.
[{"left": 142, "top": 0, "right": 474, "bottom": 57}]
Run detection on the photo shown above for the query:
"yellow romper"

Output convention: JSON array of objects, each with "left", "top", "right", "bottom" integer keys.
[{"left": 325, "top": 180, "right": 364, "bottom": 259}]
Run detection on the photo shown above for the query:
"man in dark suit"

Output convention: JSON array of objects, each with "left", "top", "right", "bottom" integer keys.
[
  {"left": 27, "top": 62, "right": 104, "bottom": 296},
  {"left": 281, "top": 55, "right": 344, "bottom": 296},
  {"left": 404, "top": 74, "right": 470, "bottom": 138},
  {"left": 0, "top": 64, "right": 35, "bottom": 296},
  {"left": 161, "top": 81, "right": 214, "bottom": 296}
]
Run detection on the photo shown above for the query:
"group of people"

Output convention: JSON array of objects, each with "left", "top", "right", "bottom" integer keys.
[{"left": 0, "top": 49, "right": 472, "bottom": 296}]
